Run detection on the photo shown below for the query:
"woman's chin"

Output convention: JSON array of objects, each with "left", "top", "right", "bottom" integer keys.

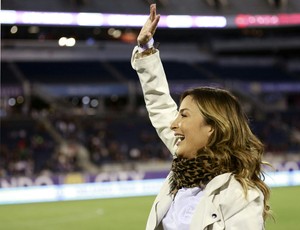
[{"left": 176, "top": 151, "right": 196, "bottom": 159}]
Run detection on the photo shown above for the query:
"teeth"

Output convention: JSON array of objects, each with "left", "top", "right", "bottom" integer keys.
[
  {"left": 175, "top": 135, "right": 185, "bottom": 146},
  {"left": 175, "top": 135, "right": 184, "bottom": 140}
]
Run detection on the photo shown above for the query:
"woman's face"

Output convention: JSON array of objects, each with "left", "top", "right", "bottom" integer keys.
[{"left": 171, "top": 95, "right": 214, "bottom": 159}]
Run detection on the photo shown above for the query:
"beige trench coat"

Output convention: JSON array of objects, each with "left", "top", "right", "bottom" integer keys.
[{"left": 131, "top": 47, "right": 265, "bottom": 230}]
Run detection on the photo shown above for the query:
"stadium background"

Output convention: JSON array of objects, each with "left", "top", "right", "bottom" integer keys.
[{"left": 1, "top": 0, "right": 300, "bottom": 229}]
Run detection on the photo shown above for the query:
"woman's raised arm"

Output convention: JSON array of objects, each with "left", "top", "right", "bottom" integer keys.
[{"left": 131, "top": 4, "right": 178, "bottom": 156}]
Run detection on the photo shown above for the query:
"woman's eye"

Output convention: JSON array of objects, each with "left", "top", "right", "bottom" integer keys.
[{"left": 181, "top": 113, "right": 187, "bottom": 117}]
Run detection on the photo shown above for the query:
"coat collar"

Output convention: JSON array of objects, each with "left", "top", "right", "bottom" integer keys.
[
  {"left": 203, "top": 173, "right": 232, "bottom": 196},
  {"left": 204, "top": 173, "right": 261, "bottom": 220}
]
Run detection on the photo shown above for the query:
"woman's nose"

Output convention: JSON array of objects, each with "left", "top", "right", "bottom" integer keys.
[{"left": 170, "top": 116, "right": 179, "bottom": 130}]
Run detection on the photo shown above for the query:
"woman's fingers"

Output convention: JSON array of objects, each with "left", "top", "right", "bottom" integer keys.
[
  {"left": 150, "top": 4, "right": 156, "bottom": 21},
  {"left": 149, "top": 4, "right": 160, "bottom": 34},
  {"left": 150, "top": 14, "right": 160, "bottom": 35},
  {"left": 137, "top": 4, "right": 160, "bottom": 45}
]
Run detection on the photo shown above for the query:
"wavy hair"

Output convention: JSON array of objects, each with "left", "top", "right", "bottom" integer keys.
[{"left": 181, "top": 86, "right": 271, "bottom": 220}]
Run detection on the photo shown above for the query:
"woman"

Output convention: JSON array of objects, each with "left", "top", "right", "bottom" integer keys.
[{"left": 131, "top": 4, "right": 271, "bottom": 230}]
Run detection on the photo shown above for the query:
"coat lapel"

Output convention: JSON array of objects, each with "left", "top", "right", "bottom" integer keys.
[
  {"left": 146, "top": 175, "right": 173, "bottom": 230},
  {"left": 155, "top": 195, "right": 173, "bottom": 227},
  {"left": 190, "top": 192, "right": 222, "bottom": 230},
  {"left": 189, "top": 173, "right": 232, "bottom": 230}
]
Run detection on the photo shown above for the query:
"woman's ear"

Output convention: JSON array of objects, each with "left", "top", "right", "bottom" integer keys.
[{"left": 207, "top": 125, "right": 214, "bottom": 137}]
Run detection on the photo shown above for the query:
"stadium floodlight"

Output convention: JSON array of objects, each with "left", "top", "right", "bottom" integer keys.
[
  {"left": 77, "top": 13, "right": 104, "bottom": 26},
  {"left": 1, "top": 10, "right": 17, "bottom": 24},
  {"left": 165, "top": 15, "right": 193, "bottom": 28},
  {"left": 1, "top": 10, "right": 300, "bottom": 28},
  {"left": 195, "top": 16, "right": 227, "bottom": 27},
  {"left": 0, "top": 10, "right": 226, "bottom": 28}
]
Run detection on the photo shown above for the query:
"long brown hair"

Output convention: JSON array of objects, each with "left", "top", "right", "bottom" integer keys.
[{"left": 181, "top": 86, "right": 271, "bottom": 220}]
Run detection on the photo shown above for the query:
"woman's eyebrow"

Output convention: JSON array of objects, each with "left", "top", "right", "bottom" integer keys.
[{"left": 179, "top": 108, "right": 190, "bottom": 113}]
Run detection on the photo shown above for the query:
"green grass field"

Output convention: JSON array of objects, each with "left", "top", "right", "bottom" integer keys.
[{"left": 0, "top": 186, "right": 299, "bottom": 230}]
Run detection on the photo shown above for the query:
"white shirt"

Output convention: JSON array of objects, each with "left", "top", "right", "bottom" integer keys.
[{"left": 162, "top": 187, "right": 204, "bottom": 230}]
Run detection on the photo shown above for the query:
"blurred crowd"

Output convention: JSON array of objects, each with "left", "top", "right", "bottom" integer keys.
[
  {"left": 0, "top": 114, "right": 172, "bottom": 177},
  {"left": 1, "top": 107, "right": 300, "bottom": 178}
]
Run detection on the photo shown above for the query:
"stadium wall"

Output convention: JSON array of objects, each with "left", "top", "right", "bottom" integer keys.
[{"left": 0, "top": 162, "right": 299, "bottom": 205}]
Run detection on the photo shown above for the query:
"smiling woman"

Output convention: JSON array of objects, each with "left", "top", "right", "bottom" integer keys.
[
  {"left": 171, "top": 95, "right": 214, "bottom": 159},
  {"left": 131, "top": 4, "right": 272, "bottom": 230}
]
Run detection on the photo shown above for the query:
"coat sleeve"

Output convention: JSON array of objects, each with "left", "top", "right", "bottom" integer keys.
[{"left": 131, "top": 47, "right": 178, "bottom": 156}]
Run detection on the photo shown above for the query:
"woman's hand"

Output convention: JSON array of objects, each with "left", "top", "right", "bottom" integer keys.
[{"left": 137, "top": 4, "right": 160, "bottom": 46}]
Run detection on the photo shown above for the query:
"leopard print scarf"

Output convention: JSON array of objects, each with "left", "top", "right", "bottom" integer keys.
[{"left": 169, "top": 153, "right": 228, "bottom": 195}]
